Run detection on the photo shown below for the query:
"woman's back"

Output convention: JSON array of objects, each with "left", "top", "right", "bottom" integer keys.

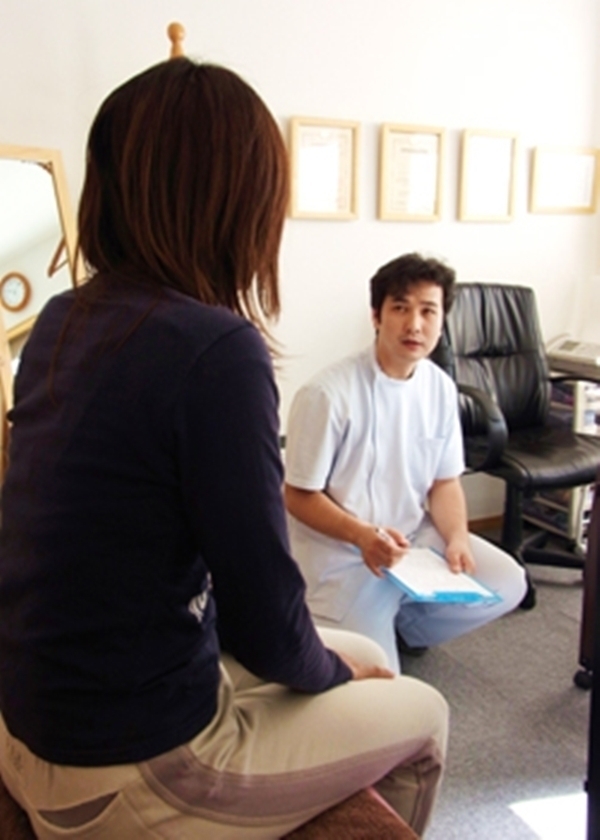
[{"left": 0, "top": 276, "right": 336, "bottom": 766}]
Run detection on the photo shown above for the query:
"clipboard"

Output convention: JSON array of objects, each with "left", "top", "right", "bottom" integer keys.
[{"left": 382, "top": 546, "right": 502, "bottom": 604}]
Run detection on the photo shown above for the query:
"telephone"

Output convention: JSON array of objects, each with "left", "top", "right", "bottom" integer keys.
[{"left": 546, "top": 335, "right": 600, "bottom": 367}]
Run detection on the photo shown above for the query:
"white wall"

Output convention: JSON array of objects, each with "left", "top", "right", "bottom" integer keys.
[{"left": 1, "top": 0, "right": 599, "bottom": 517}]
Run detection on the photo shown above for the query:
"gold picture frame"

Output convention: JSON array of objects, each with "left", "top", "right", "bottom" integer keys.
[
  {"left": 0, "top": 144, "right": 79, "bottom": 342},
  {"left": 289, "top": 117, "right": 361, "bottom": 219},
  {"left": 378, "top": 123, "right": 445, "bottom": 221},
  {"left": 529, "top": 146, "right": 599, "bottom": 214},
  {"left": 458, "top": 129, "right": 519, "bottom": 222}
]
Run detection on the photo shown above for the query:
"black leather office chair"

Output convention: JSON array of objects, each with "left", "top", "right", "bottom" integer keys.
[{"left": 431, "top": 283, "right": 600, "bottom": 609}]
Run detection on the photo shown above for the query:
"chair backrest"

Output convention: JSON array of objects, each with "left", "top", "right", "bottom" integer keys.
[{"left": 432, "top": 283, "right": 551, "bottom": 434}]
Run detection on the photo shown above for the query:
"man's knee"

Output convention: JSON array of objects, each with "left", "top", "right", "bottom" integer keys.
[{"left": 317, "top": 626, "right": 390, "bottom": 669}]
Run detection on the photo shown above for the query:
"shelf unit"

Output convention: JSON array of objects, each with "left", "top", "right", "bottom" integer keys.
[{"left": 522, "top": 379, "right": 600, "bottom": 551}]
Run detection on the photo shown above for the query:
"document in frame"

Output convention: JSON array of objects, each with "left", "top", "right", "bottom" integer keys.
[{"left": 382, "top": 546, "right": 502, "bottom": 604}]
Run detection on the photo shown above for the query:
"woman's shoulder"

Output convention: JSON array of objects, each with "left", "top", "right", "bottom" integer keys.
[
  {"left": 158, "top": 286, "right": 251, "bottom": 342},
  {"left": 25, "top": 279, "right": 265, "bottom": 380},
  {"left": 159, "top": 291, "right": 272, "bottom": 377}
]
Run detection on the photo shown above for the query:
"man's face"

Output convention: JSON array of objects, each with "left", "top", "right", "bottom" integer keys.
[{"left": 372, "top": 280, "right": 444, "bottom": 379}]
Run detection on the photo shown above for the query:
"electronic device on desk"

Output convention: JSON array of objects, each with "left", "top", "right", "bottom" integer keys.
[{"left": 547, "top": 335, "right": 600, "bottom": 380}]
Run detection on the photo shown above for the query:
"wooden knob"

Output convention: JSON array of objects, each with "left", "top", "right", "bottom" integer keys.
[{"left": 167, "top": 22, "right": 186, "bottom": 58}]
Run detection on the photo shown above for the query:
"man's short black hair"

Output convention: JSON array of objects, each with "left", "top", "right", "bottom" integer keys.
[{"left": 369, "top": 253, "right": 456, "bottom": 317}]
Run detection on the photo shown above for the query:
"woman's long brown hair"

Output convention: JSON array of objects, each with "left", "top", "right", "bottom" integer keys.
[{"left": 76, "top": 59, "right": 289, "bottom": 333}]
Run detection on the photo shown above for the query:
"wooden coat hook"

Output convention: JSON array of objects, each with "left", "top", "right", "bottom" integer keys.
[{"left": 167, "top": 22, "right": 186, "bottom": 58}]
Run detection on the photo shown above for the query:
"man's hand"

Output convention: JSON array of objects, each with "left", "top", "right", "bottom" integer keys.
[
  {"left": 283, "top": 486, "right": 410, "bottom": 578},
  {"left": 428, "top": 478, "right": 475, "bottom": 574},
  {"left": 356, "top": 526, "right": 410, "bottom": 577},
  {"left": 337, "top": 651, "right": 394, "bottom": 680},
  {"left": 445, "top": 537, "right": 476, "bottom": 575}
]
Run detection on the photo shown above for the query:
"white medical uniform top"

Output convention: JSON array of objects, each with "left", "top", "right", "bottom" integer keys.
[{"left": 285, "top": 346, "right": 465, "bottom": 620}]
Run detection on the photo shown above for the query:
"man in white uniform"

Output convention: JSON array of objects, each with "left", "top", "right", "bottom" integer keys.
[{"left": 284, "top": 253, "right": 527, "bottom": 672}]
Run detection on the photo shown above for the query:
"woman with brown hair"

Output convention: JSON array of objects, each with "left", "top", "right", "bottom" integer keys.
[{"left": 0, "top": 58, "right": 448, "bottom": 838}]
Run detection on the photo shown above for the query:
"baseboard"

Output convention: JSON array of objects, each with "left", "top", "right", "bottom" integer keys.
[{"left": 468, "top": 514, "right": 503, "bottom": 535}]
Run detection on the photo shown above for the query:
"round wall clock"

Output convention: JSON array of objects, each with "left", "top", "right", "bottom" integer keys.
[{"left": 0, "top": 272, "right": 32, "bottom": 313}]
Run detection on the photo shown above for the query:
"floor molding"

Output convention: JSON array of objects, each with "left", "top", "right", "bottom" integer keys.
[{"left": 468, "top": 514, "right": 502, "bottom": 534}]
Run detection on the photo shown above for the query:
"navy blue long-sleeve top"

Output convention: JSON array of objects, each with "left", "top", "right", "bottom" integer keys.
[{"left": 0, "top": 275, "right": 351, "bottom": 766}]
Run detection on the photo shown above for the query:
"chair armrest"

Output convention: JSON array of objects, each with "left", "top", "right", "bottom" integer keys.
[{"left": 457, "top": 382, "right": 508, "bottom": 471}]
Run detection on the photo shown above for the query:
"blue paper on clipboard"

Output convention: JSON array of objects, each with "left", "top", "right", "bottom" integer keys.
[{"left": 382, "top": 546, "right": 502, "bottom": 605}]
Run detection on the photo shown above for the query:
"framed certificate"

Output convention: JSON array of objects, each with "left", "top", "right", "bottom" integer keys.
[
  {"left": 458, "top": 129, "right": 519, "bottom": 222},
  {"left": 530, "top": 146, "right": 599, "bottom": 214},
  {"left": 379, "top": 124, "right": 445, "bottom": 221},
  {"left": 289, "top": 117, "right": 361, "bottom": 219}
]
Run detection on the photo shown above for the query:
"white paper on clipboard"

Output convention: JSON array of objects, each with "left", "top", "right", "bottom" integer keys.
[{"left": 382, "top": 547, "right": 501, "bottom": 604}]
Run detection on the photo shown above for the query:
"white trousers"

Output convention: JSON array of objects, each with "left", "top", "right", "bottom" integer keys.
[
  {"left": 0, "top": 628, "right": 448, "bottom": 840},
  {"left": 313, "top": 523, "right": 528, "bottom": 673}
]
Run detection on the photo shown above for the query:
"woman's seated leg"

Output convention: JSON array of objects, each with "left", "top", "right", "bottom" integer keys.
[{"left": 0, "top": 630, "right": 448, "bottom": 839}]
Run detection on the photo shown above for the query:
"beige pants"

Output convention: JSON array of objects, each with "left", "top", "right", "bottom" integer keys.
[{"left": 0, "top": 629, "right": 448, "bottom": 839}]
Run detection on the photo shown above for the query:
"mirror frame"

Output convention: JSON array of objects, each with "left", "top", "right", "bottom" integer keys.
[{"left": 0, "top": 144, "right": 78, "bottom": 342}]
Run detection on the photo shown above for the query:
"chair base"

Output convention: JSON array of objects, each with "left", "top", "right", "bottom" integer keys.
[
  {"left": 519, "top": 576, "right": 537, "bottom": 610},
  {"left": 574, "top": 667, "right": 593, "bottom": 690},
  {"left": 503, "top": 486, "right": 586, "bottom": 568},
  {"left": 516, "top": 529, "right": 583, "bottom": 610},
  {"left": 521, "top": 526, "right": 585, "bottom": 570},
  {"left": 498, "top": 492, "right": 586, "bottom": 610}
]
